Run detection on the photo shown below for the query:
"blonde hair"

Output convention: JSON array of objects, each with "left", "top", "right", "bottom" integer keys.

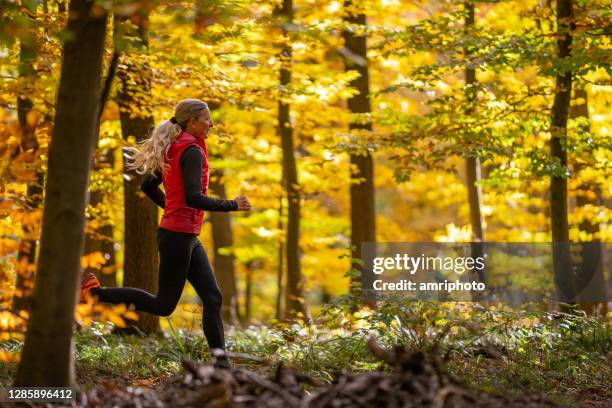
[{"left": 124, "top": 99, "right": 209, "bottom": 176}]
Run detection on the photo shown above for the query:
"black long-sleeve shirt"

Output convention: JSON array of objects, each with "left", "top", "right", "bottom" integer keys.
[{"left": 140, "top": 146, "right": 237, "bottom": 212}]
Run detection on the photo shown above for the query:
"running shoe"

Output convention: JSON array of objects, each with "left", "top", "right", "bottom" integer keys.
[
  {"left": 80, "top": 272, "right": 100, "bottom": 303},
  {"left": 211, "top": 348, "right": 232, "bottom": 369}
]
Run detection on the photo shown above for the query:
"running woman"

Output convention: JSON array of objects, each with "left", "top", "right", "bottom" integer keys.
[{"left": 80, "top": 99, "right": 250, "bottom": 364}]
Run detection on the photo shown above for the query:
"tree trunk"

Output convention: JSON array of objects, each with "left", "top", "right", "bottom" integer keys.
[
  {"left": 84, "top": 51, "right": 120, "bottom": 288},
  {"left": 276, "top": 197, "right": 285, "bottom": 320},
  {"left": 85, "top": 147, "right": 118, "bottom": 288},
  {"left": 12, "top": 26, "right": 42, "bottom": 314},
  {"left": 14, "top": 0, "right": 107, "bottom": 387},
  {"left": 464, "top": 2, "right": 484, "bottom": 244},
  {"left": 343, "top": 1, "right": 376, "bottom": 299},
  {"left": 209, "top": 168, "right": 239, "bottom": 324},
  {"left": 276, "top": 0, "right": 308, "bottom": 320},
  {"left": 549, "top": 0, "right": 575, "bottom": 305},
  {"left": 465, "top": 157, "right": 484, "bottom": 242},
  {"left": 464, "top": 1, "right": 486, "bottom": 295},
  {"left": 244, "top": 266, "right": 253, "bottom": 322},
  {"left": 571, "top": 87, "right": 607, "bottom": 315},
  {"left": 117, "top": 15, "right": 160, "bottom": 334}
]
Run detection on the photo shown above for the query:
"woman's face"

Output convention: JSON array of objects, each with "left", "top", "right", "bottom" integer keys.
[{"left": 188, "top": 108, "right": 214, "bottom": 139}]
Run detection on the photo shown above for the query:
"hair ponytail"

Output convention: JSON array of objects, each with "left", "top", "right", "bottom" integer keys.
[
  {"left": 123, "top": 98, "right": 209, "bottom": 176},
  {"left": 123, "top": 120, "right": 182, "bottom": 175}
]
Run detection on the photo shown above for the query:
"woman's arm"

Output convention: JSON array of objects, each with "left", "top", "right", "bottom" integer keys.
[
  {"left": 181, "top": 147, "right": 238, "bottom": 211},
  {"left": 140, "top": 170, "right": 166, "bottom": 209}
]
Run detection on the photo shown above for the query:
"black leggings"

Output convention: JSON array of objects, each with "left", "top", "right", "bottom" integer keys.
[{"left": 91, "top": 227, "right": 225, "bottom": 350}]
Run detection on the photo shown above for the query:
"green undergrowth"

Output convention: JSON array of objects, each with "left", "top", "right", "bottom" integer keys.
[
  {"left": 227, "top": 298, "right": 610, "bottom": 406},
  {"left": 316, "top": 297, "right": 611, "bottom": 405},
  {"left": 1, "top": 298, "right": 610, "bottom": 406},
  {"left": 0, "top": 338, "right": 21, "bottom": 387},
  {"left": 74, "top": 326, "right": 187, "bottom": 387}
]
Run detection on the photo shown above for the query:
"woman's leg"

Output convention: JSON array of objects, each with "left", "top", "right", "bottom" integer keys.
[
  {"left": 187, "top": 242, "right": 225, "bottom": 350},
  {"left": 91, "top": 229, "right": 196, "bottom": 317}
]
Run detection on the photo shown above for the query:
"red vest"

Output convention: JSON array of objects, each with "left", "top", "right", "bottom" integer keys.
[{"left": 159, "top": 131, "right": 209, "bottom": 234}]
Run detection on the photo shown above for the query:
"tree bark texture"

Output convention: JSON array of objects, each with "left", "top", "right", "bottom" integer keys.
[
  {"left": 343, "top": 1, "right": 376, "bottom": 298},
  {"left": 85, "top": 148, "right": 118, "bottom": 288},
  {"left": 464, "top": 2, "right": 484, "bottom": 243},
  {"left": 550, "top": 0, "right": 574, "bottom": 304},
  {"left": 244, "top": 266, "right": 253, "bottom": 322},
  {"left": 13, "top": 28, "right": 43, "bottom": 313},
  {"left": 117, "top": 15, "right": 160, "bottom": 334},
  {"left": 84, "top": 51, "right": 120, "bottom": 289},
  {"left": 118, "top": 84, "right": 160, "bottom": 333},
  {"left": 14, "top": 0, "right": 107, "bottom": 387},
  {"left": 276, "top": 0, "right": 308, "bottom": 320},
  {"left": 464, "top": 1, "right": 486, "bottom": 291},
  {"left": 571, "top": 87, "right": 607, "bottom": 314},
  {"left": 209, "top": 168, "right": 239, "bottom": 324},
  {"left": 276, "top": 197, "right": 285, "bottom": 320}
]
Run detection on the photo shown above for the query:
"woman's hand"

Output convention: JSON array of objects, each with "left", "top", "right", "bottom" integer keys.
[{"left": 234, "top": 196, "right": 251, "bottom": 211}]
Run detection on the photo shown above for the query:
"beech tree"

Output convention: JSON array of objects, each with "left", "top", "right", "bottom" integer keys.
[
  {"left": 84, "top": 145, "right": 118, "bottom": 289},
  {"left": 571, "top": 87, "right": 607, "bottom": 314},
  {"left": 12, "top": 5, "right": 42, "bottom": 314},
  {"left": 209, "top": 167, "right": 240, "bottom": 323},
  {"left": 276, "top": 0, "right": 308, "bottom": 319},
  {"left": 549, "top": 0, "right": 575, "bottom": 304},
  {"left": 84, "top": 51, "right": 120, "bottom": 289},
  {"left": 14, "top": 0, "right": 108, "bottom": 386},
  {"left": 463, "top": 1, "right": 486, "bottom": 290},
  {"left": 342, "top": 0, "right": 376, "bottom": 297},
  {"left": 117, "top": 14, "right": 161, "bottom": 333}
]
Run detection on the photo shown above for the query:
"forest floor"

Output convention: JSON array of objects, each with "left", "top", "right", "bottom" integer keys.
[{"left": 0, "top": 302, "right": 610, "bottom": 407}]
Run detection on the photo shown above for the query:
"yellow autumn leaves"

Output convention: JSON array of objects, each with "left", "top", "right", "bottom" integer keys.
[{"left": 75, "top": 302, "right": 139, "bottom": 329}]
